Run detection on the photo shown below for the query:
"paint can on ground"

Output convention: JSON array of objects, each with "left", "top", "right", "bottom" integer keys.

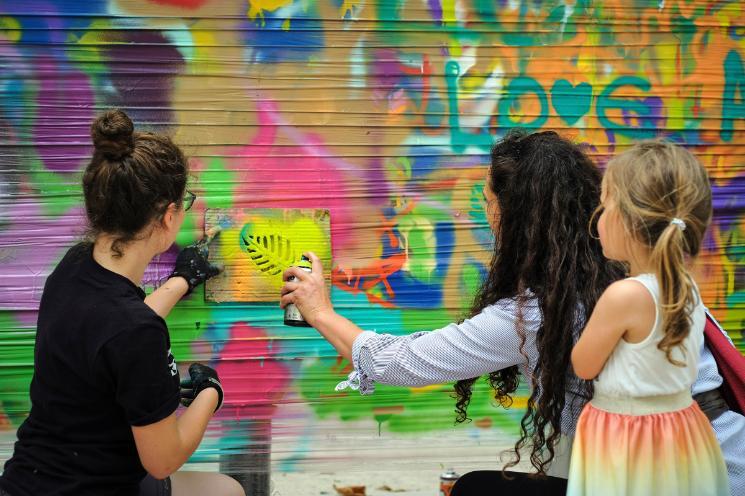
[
  {"left": 284, "top": 256, "right": 313, "bottom": 327},
  {"left": 439, "top": 469, "right": 460, "bottom": 496}
]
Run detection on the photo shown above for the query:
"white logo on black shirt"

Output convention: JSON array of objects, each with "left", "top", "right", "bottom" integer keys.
[{"left": 167, "top": 348, "right": 177, "bottom": 377}]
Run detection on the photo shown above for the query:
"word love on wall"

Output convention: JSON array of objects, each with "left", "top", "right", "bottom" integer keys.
[{"left": 470, "top": 53, "right": 745, "bottom": 139}]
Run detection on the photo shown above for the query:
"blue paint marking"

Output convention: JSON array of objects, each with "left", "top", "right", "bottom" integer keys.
[{"left": 242, "top": 16, "right": 324, "bottom": 63}]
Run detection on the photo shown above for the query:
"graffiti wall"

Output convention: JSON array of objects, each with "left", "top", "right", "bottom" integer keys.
[{"left": 0, "top": 0, "right": 743, "bottom": 479}]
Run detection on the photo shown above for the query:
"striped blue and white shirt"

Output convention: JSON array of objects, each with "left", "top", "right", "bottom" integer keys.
[
  {"left": 335, "top": 297, "right": 587, "bottom": 436},
  {"left": 693, "top": 314, "right": 745, "bottom": 496}
]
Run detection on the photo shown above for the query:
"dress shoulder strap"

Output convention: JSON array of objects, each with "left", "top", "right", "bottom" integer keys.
[{"left": 625, "top": 273, "right": 659, "bottom": 306}]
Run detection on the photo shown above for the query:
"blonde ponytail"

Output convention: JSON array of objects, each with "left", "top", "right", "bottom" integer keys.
[{"left": 650, "top": 221, "right": 697, "bottom": 366}]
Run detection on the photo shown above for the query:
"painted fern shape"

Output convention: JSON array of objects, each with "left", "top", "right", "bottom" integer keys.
[{"left": 240, "top": 232, "right": 296, "bottom": 276}]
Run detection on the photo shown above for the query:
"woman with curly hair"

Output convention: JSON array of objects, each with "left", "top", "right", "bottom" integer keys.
[
  {"left": 282, "top": 130, "right": 616, "bottom": 492},
  {"left": 280, "top": 130, "right": 741, "bottom": 494}
]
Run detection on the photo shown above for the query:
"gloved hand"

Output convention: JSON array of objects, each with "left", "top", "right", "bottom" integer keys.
[
  {"left": 170, "top": 230, "right": 221, "bottom": 295},
  {"left": 179, "top": 363, "right": 224, "bottom": 412}
]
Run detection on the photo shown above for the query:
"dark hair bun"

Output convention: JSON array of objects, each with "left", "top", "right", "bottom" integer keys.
[{"left": 91, "top": 109, "right": 134, "bottom": 160}]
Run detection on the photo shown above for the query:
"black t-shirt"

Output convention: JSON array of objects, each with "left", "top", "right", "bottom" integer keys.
[{"left": 0, "top": 243, "right": 180, "bottom": 496}]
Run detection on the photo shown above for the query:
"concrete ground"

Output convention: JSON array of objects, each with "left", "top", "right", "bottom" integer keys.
[
  {"left": 0, "top": 431, "right": 520, "bottom": 496},
  {"left": 1, "top": 415, "right": 527, "bottom": 496},
  {"left": 271, "top": 470, "right": 459, "bottom": 496}
]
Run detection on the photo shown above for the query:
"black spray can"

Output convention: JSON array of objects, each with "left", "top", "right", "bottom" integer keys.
[{"left": 284, "top": 256, "right": 313, "bottom": 327}]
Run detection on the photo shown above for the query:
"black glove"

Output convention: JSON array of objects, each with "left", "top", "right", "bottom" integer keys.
[
  {"left": 179, "top": 363, "right": 224, "bottom": 412},
  {"left": 170, "top": 233, "right": 221, "bottom": 295}
]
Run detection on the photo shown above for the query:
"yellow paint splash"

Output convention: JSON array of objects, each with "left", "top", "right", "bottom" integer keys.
[
  {"left": 442, "top": 0, "right": 457, "bottom": 25},
  {"left": 223, "top": 214, "right": 331, "bottom": 293},
  {"left": 246, "top": 0, "right": 294, "bottom": 26},
  {"left": 191, "top": 28, "right": 221, "bottom": 74},
  {"left": 0, "top": 16, "right": 21, "bottom": 43},
  {"left": 338, "top": 0, "right": 363, "bottom": 19}
]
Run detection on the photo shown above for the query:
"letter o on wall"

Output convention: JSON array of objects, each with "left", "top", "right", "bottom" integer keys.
[{"left": 497, "top": 76, "right": 549, "bottom": 130}]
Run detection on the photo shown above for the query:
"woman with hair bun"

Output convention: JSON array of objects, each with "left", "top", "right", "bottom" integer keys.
[{"left": 0, "top": 110, "right": 244, "bottom": 496}]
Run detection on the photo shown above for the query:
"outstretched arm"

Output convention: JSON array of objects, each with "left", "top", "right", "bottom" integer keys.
[
  {"left": 145, "top": 276, "right": 189, "bottom": 319},
  {"left": 281, "top": 252, "right": 529, "bottom": 393}
]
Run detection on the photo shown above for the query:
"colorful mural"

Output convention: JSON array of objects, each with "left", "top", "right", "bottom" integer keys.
[{"left": 0, "top": 0, "right": 743, "bottom": 481}]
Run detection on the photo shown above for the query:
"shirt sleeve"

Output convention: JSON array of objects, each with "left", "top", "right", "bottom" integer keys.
[
  {"left": 693, "top": 342, "right": 725, "bottom": 395},
  {"left": 97, "top": 320, "right": 181, "bottom": 426},
  {"left": 335, "top": 300, "right": 536, "bottom": 395}
]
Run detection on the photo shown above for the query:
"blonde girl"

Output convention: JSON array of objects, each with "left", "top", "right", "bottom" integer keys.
[{"left": 567, "top": 140, "right": 730, "bottom": 495}]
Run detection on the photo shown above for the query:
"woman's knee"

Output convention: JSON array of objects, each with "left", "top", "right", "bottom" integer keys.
[
  {"left": 223, "top": 476, "right": 245, "bottom": 496},
  {"left": 170, "top": 471, "right": 245, "bottom": 496}
]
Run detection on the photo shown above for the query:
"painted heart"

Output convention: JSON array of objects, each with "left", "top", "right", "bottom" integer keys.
[{"left": 551, "top": 80, "right": 593, "bottom": 125}]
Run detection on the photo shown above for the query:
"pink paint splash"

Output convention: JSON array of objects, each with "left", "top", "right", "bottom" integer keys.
[
  {"left": 228, "top": 100, "right": 358, "bottom": 252},
  {"left": 147, "top": 0, "right": 210, "bottom": 8},
  {"left": 214, "top": 323, "right": 291, "bottom": 421}
]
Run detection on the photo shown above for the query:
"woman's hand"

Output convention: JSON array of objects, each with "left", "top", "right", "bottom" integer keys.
[
  {"left": 180, "top": 363, "right": 223, "bottom": 412},
  {"left": 281, "top": 252, "right": 363, "bottom": 361},
  {"left": 146, "top": 229, "right": 221, "bottom": 316},
  {"left": 280, "top": 251, "right": 333, "bottom": 327},
  {"left": 170, "top": 228, "right": 222, "bottom": 295}
]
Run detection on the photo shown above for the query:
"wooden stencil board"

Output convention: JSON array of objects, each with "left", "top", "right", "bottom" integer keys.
[{"left": 205, "top": 208, "right": 332, "bottom": 303}]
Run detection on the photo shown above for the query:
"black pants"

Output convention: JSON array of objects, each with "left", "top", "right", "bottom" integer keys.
[
  {"left": 451, "top": 470, "right": 567, "bottom": 496},
  {"left": 0, "top": 477, "right": 169, "bottom": 496}
]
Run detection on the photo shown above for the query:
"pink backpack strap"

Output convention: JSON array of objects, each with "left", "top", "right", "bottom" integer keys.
[{"left": 704, "top": 312, "right": 745, "bottom": 415}]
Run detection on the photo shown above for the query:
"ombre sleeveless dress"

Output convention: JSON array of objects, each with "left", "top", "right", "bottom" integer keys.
[{"left": 566, "top": 274, "right": 730, "bottom": 496}]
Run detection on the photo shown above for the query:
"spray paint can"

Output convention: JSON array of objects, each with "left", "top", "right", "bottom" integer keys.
[
  {"left": 284, "top": 256, "right": 313, "bottom": 327},
  {"left": 439, "top": 469, "right": 460, "bottom": 496}
]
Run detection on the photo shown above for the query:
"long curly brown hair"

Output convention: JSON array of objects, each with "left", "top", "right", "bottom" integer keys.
[{"left": 454, "top": 130, "right": 622, "bottom": 475}]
